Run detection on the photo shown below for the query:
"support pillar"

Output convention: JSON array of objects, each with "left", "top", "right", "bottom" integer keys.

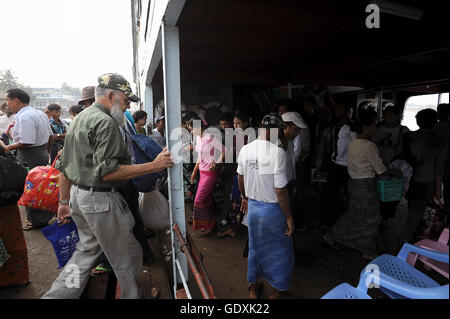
[{"left": 161, "top": 21, "right": 187, "bottom": 294}]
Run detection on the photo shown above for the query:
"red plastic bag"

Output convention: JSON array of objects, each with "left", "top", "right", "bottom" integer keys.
[{"left": 17, "top": 157, "right": 60, "bottom": 213}]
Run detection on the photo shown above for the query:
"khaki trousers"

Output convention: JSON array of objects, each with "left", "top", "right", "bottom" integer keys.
[{"left": 42, "top": 185, "right": 142, "bottom": 299}]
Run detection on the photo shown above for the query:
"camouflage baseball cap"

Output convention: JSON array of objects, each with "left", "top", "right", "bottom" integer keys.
[{"left": 97, "top": 73, "right": 140, "bottom": 102}]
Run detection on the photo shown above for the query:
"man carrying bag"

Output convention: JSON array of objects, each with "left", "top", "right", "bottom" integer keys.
[{"left": 42, "top": 73, "right": 173, "bottom": 299}]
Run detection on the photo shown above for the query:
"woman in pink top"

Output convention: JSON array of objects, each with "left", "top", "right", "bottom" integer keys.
[{"left": 190, "top": 120, "right": 225, "bottom": 234}]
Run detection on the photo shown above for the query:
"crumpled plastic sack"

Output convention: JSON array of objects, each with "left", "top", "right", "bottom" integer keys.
[
  {"left": 41, "top": 219, "right": 79, "bottom": 269},
  {"left": 17, "top": 159, "right": 60, "bottom": 213},
  {"left": 389, "top": 159, "right": 413, "bottom": 196},
  {"left": 138, "top": 190, "right": 170, "bottom": 230}
]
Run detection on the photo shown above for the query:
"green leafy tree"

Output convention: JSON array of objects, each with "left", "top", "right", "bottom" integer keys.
[
  {"left": 0, "top": 69, "right": 34, "bottom": 102},
  {"left": 0, "top": 70, "right": 20, "bottom": 91}
]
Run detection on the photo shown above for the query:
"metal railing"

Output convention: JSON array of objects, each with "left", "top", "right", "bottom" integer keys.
[{"left": 172, "top": 223, "right": 216, "bottom": 299}]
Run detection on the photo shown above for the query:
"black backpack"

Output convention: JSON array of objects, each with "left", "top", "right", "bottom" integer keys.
[{"left": 0, "top": 152, "right": 29, "bottom": 206}]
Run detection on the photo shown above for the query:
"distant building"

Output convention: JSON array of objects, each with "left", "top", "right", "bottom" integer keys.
[{"left": 32, "top": 88, "right": 80, "bottom": 110}]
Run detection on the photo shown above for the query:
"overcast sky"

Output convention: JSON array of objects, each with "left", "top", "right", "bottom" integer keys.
[{"left": 0, "top": 0, "right": 134, "bottom": 90}]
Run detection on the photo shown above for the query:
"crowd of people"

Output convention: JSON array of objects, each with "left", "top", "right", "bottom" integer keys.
[
  {"left": 175, "top": 87, "right": 448, "bottom": 298},
  {"left": 0, "top": 78, "right": 448, "bottom": 299}
]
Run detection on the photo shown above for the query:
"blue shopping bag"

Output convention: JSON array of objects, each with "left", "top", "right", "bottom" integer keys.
[
  {"left": 130, "top": 133, "right": 165, "bottom": 192},
  {"left": 41, "top": 219, "right": 79, "bottom": 268}
]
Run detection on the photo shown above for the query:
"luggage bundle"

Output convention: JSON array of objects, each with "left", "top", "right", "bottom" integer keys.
[
  {"left": 17, "top": 158, "right": 60, "bottom": 213},
  {"left": 0, "top": 153, "right": 28, "bottom": 206}
]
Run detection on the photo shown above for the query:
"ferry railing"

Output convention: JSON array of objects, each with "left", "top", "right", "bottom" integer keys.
[{"left": 173, "top": 223, "right": 216, "bottom": 299}]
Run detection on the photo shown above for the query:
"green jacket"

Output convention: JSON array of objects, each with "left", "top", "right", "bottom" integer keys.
[{"left": 56, "top": 103, "right": 131, "bottom": 188}]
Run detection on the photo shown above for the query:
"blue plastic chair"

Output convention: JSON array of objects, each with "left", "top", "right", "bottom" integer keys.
[
  {"left": 321, "top": 283, "right": 372, "bottom": 299},
  {"left": 358, "top": 243, "right": 449, "bottom": 299}
]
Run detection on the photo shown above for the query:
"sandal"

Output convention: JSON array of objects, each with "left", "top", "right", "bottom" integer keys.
[
  {"left": 91, "top": 264, "right": 113, "bottom": 276},
  {"left": 23, "top": 220, "right": 38, "bottom": 231}
]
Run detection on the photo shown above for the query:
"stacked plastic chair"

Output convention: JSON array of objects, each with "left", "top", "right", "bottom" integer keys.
[
  {"left": 321, "top": 283, "right": 372, "bottom": 299},
  {"left": 358, "top": 243, "right": 449, "bottom": 299},
  {"left": 406, "top": 228, "right": 449, "bottom": 279}
]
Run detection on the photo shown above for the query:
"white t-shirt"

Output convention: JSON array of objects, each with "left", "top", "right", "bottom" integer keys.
[
  {"left": 286, "top": 129, "right": 310, "bottom": 181},
  {"left": 11, "top": 106, "right": 52, "bottom": 146},
  {"left": 0, "top": 114, "right": 15, "bottom": 133},
  {"left": 152, "top": 128, "right": 166, "bottom": 148},
  {"left": 331, "top": 124, "right": 356, "bottom": 166},
  {"left": 237, "top": 139, "right": 289, "bottom": 203}
]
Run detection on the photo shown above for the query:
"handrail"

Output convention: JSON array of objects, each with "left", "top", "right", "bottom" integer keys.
[
  {"left": 175, "top": 258, "right": 192, "bottom": 299},
  {"left": 173, "top": 223, "right": 215, "bottom": 299},
  {"left": 186, "top": 231, "right": 216, "bottom": 299}
]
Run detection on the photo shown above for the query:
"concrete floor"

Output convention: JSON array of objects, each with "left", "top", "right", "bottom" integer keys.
[{"left": 0, "top": 197, "right": 447, "bottom": 299}]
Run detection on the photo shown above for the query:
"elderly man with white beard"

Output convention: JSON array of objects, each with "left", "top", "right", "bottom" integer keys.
[{"left": 42, "top": 73, "right": 173, "bottom": 299}]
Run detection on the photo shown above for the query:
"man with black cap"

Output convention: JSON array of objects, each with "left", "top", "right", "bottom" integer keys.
[
  {"left": 42, "top": 73, "right": 173, "bottom": 299},
  {"left": 237, "top": 113, "right": 294, "bottom": 299}
]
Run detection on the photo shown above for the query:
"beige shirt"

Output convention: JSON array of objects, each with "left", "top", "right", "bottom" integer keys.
[{"left": 347, "top": 138, "right": 387, "bottom": 179}]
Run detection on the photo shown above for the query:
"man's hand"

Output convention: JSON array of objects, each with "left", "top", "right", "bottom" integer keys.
[
  {"left": 57, "top": 204, "right": 71, "bottom": 225},
  {"left": 285, "top": 216, "right": 295, "bottom": 237},
  {"left": 190, "top": 172, "right": 196, "bottom": 184},
  {"left": 434, "top": 177, "right": 443, "bottom": 203},
  {"left": 153, "top": 147, "right": 173, "bottom": 171},
  {"left": 240, "top": 197, "right": 248, "bottom": 215},
  {"left": 210, "top": 162, "right": 219, "bottom": 172}
]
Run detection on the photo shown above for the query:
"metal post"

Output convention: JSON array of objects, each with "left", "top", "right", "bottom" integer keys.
[
  {"left": 161, "top": 21, "right": 187, "bottom": 293},
  {"left": 145, "top": 85, "right": 154, "bottom": 130}
]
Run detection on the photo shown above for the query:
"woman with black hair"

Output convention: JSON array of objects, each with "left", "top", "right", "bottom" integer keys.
[
  {"left": 68, "top": 105, "right": 84, "bottom": 119},
  {"left": 322, "top": 110, "right": 401, "bottom": 260},
  {"left": 132, "top": 110, "right": 148, "bottom": 135},
  {"left": 189, "top": 118, "right": 226, "bottom": 235},
  {"left": 217, "top": 109, "right": 257, "bottom": 238}
]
